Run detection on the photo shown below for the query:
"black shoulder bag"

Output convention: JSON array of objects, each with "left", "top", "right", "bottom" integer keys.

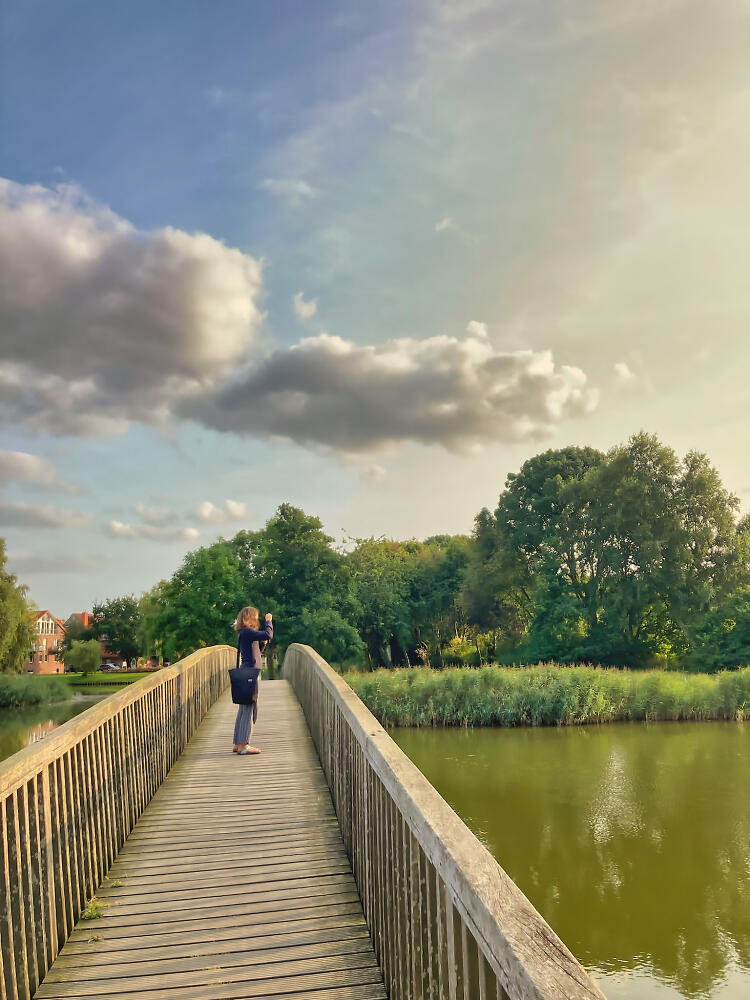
[{"left": 228, "top": 644, "right": 261, "bottom": 705}]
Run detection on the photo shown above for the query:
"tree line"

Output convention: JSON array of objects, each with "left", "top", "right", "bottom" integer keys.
[{"left": 2, "top": 433, "right": 749, "bottom": 673}]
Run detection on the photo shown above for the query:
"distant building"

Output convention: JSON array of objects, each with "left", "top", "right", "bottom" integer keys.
[
  {"left": 64, "top": 612, "right": 121, "bottom": 665},
  {"left": 65, "top": 611, "right": 94, "bottom": 631},
  {"left": 28, "top": 611, "right": 65, "bottom": 674}
]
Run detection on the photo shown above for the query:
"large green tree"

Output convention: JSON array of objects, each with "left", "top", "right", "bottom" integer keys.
[
  {"left": 469, "top": 435, "right": 748, "bottom": 667},
  {"left": 0, "top": 539, "right": 35, "bottom": 674},
  {"left": 245, "top": 504, "right": 363, "bottom": 665},
  {"left": 148, "top": 505, "right": 364, "bottom": 666},
  {"left": 346, "top": 538, "right": 414, "bottom": 667},
  {"left": 691, "top": 586, "right": 750, "bottom": 671},
  {"left": 345, "top": 535, "right": 470, "bottom": 668},
  {"left": 92, "top": 595, "right": 143, "bottom": 663},
  {"left": 150, "top": 542, "right": 247, "bottom": 660}
]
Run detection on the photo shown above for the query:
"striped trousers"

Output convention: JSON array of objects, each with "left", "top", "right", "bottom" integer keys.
[{"left": 233, "top": 698, "right": 259, "bottom": 744}]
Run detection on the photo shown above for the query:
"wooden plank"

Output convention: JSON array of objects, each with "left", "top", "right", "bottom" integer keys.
[
  {"left": 61, "top": 899, "right": 366, "bottom": 950},
  {"left": 36, "top": 962, "right": 385, "bottom": 999},
  {"left": 45, "top": 935, "right": 376, "bottom": 982},
  {"left": 35, "top": 682, "right": 386, "bottom": 1000},
  {"left": 54, "top": 917, "right": 371, "bottom": 967}
]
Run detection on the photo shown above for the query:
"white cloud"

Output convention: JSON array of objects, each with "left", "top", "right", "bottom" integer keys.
[
  {"left": 0, "top": 449, "right": 79, "bottom": 493},
  {"left": 0, "top": 178, "right": 264, "bottom": 436},
  {"left": 106, "top": 520, "right": 198, "bottom": 543},
  {"left": 195, "top": 499, "right": 249, "bottom": 523},
  {"left": 184, "top": 324, "right": 598, "bottom": 453},
  {"left": 259, "top": 178, "right": 314, "bottom": 206},
  {"left": 434, "top": 216, "right": 454, "bottom": 232},
  {"left": 224, "top": 500, "right": 247, "bottom": 519},
  {"left": 465, "top": 320, "right": 489, "bottom": 340},
  {"left": 134, "top": 503, "right": 174, "bottom": 527},
  {"left": 0, "top": 178, "right": 603, "bottom": 458},
  {"left": 614, "top": 361, "right": 636, "bottom": 381},
  {"left": 293, "top": 291, "right": 318, "bottom": 321},
  {"left": 0, "top": 499, "right": 92, "bottom": 529}
]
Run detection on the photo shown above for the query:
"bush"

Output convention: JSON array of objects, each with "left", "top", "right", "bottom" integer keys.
[
  {"left": 344, "top": 664, "right": 750, "bottom": 728},
  {"left": 0, "top": 674, "right": 71, "bottom": 709}
]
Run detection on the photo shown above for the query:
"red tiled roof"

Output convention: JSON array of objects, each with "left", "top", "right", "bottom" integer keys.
[
  {"left": 69, "top": 611, "right": 93, "bottom": 628},
  {"left": 34, "top": 610, "right": 65, "bottom": 627}
]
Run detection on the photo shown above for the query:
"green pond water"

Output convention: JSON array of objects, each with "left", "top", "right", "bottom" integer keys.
[
  {"left": 391, "top": 722, "right": 750, "bottom": 1000},
  {"left": 0, "top": 696, "right": 107, "bottom": 763}
]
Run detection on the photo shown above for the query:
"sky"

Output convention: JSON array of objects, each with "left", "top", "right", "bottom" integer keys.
[{"left": 1, "top": 0, "right": 749, "bottom": 615}]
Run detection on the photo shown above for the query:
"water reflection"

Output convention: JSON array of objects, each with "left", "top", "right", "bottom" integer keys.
[
  {"left": 0, "top": 696, "right": 107, "bottom": 763},
  {"left": 392, "top": 723, "right": 750, "bottom": 1000}
]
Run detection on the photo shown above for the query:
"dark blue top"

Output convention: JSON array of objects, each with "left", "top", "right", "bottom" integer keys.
[{"left": 237, "top": 622, "right": 273, "bottom": 669}]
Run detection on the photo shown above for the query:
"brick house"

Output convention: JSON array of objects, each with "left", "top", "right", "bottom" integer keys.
[
  {"left": 28, "top": 611, "right": 65, "bottom": 674},
  {"left": 64, "top": 612, "right": 122, "bottom": 665}
]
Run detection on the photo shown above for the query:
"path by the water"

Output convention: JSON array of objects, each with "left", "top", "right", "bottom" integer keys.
[{"left": 34, "top": 680, "right": 386, "bottom": 1000}]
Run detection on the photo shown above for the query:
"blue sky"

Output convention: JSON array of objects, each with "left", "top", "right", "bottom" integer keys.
[{"left": 2, "top": 0, "right": 750, "bottom": 614}]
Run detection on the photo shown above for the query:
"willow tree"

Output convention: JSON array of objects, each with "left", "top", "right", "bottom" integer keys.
[{"left": 0, "top": 539, "right": 34, "bottom": 673}]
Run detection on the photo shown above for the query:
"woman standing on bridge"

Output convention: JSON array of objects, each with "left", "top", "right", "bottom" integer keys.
[{"left": 232, "top": 606, "right": 273, "bottom": 755}]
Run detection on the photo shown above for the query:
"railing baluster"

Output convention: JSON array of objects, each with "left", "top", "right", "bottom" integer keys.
[
  {"left": 284, "top": 642, "right": 607, "bottom": 1000},
  {"left": 0, "top": 645, "right": 234, "bottom": 1000},
  {"left": 1, "top": 797, "right": 21, "bottom": 1000}
]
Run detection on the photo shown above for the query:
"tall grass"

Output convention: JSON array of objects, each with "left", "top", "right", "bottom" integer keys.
[
  {"left": 0, "top": 674, "right": 71, "bottom": 709},
  {"left": 344, "top": 664, "right": 750, "bottom": 728}
]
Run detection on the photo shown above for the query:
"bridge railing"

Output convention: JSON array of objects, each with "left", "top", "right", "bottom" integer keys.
[
  {"left": 284, "top": 644, "right": 606, "bottom": 1000},
  {"left": 0, "top": 645, "right": 234, "bottom": 1000}
]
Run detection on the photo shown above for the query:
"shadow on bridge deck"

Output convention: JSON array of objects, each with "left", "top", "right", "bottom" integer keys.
[{"left": 34, "top": 681, "right": 386, "bottom": 1000}]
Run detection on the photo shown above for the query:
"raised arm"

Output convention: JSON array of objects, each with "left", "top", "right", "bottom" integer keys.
[{"left": 242, "top": 620, "right": 273, "bottom": 642}]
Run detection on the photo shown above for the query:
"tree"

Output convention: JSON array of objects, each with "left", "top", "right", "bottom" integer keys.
[
  {"left": 0, "top": 538, "right": 35, "bottom": 674},
  {"left": 92, "top": 595, "right": 143, "bottom": 663},
  {"left": 482, "top": 434, "right": 747, "bottom": 667},
  {"left": 137, "top": 583, "right": 168, "bottom": 659},
  {"left": 64, "top": 639, "right": 100, "bottom": 674},
  {"left": 61, "top": 617, "right": 97, "bottom": 653},
  {"left": 345, "top": 535, "right": 470, "bottom": 668},
  {"left": 247, "top": 504, "right": 363, "bottom": 665},
  {"left": 691, "top": 586, "right": 750, "bottom": 671},
  {"left": 151, "top": 542, "right": 247, "bottom": 660},
  {"left": 406, "top": 535, "right": 471, "bottom": 666},
  {"left": 462, "top": 507, "right": 535, "bottom": 655},
  {"left": 345, "top": 538, "right": 413, "bottom": 667}
]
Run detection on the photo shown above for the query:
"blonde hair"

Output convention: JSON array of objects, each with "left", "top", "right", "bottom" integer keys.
[{"left": 234, "top": 606, "right": 260, "bottom": 632}]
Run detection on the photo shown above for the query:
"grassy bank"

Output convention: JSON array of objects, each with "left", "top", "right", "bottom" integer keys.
[
  {"left": 345, "top": 664, "right": 750, "bottom": 727},
  {"left": 0, "top": 674, "right": 71, "bottom": 709},
  {"left": 67, "top": 672, "right": 152, "bottom": 689}
]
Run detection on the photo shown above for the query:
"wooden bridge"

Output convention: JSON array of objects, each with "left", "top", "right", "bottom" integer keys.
[{"left": 1, "top": 645, "right": 606, "bottom": 1000}]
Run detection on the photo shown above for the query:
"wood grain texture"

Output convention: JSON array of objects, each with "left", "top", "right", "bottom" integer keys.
[{"left": 34, "top": 682, "right": 386, "bottom": 1000}]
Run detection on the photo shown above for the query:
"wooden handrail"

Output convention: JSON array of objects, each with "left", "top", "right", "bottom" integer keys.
[
  {"left": 0, "top": 645, "right": 234, "bottom": 1000},
  {"left": 283, "top": 644, "right": 607, "bottom": 1000}
]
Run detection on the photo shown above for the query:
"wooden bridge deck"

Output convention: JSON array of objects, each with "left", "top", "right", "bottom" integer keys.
[{"left": 33, "top": 680, "right": 387, "bottom": 1000}]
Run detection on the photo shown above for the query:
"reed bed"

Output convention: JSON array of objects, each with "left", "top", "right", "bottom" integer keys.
[
  {"left": 345, "top": 664, "right": 750, "bottom": 728},
  {"left": 0, "top": 674, "right": 70, "bottom": 708}
]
